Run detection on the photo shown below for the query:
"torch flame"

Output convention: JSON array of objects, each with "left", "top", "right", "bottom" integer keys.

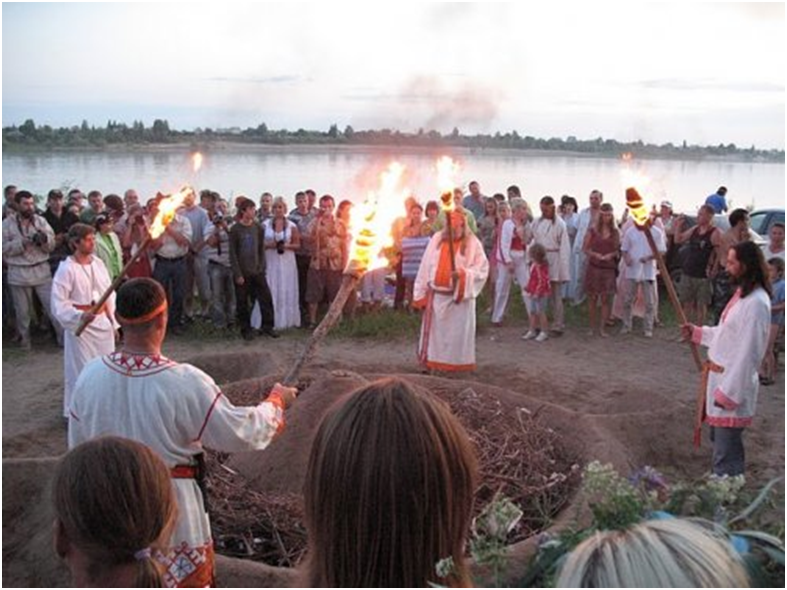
[
  {"left": 347, "top": 162, "right": 409, "bottom": 273},
  {"left": 149, "top": 186, "right": 194, "bottom": 239},
  {"left": 626, "top": 187, "right": 650, "bottom": 228},
  {"left": 436, "top": 156, "right": 460, "bottom": 213},
  {"left": 192, "top": 152, "right": 204, "bottom": 173}
]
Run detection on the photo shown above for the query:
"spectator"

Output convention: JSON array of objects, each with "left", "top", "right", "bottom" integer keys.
[
  {"left": 288, "top": 191, "right": 317, "bottom": 326},
  {"left": 178, "top": 189, "right": 212, "bottom": 320},
  {"left": 204, "top": 198, "right": 235, "bottom": 329},
  {"left": 391, "top": 196, "right": 418, "bottom": 310},
  {"left": 532, "top": 196, "right": 572, "bottom": 334},
  {"left": 302, "top": 378, "right": 477, "bottom": 587},
  {"left": 522, "top": 243, "right": 552, "bottom": 342},
  {"left": 462, "top": 180, "right": 486, "bottom": 221},
  {"left": 2, "top": 190, "right": 62, "bottom": 349},
  {"left": 582, "top": 203, "right": 620, "bottom": 337},
  {"left": 94, "top": 214, "right": 124, "bottom": 281},
  {"left": 572, "top": 189, "right": 604, "bottom": 306},
  {"left": 102, "top": 194, "right": 125, "bottom": 224},
  {"left": 556, "top": 517, "right": 748, "bottom": 587},
  {"left": 257, "top": 191, "right": 274, "bottom": 224},
  {"left": 53, "top": 436, "right": 177, "bottom": 588},
  {"left": 3, "top": 184, "right": 18, "bottom": 219},
  {"left": 705, "top": 185, "right": 729, "bottom": 214},
  {"left": 421, "top": 200, "right": 440, "bottom": 236},
  {"left": 306, "top": 195, "right": 347, "bottom": 326},
  {"left": 66, "top": 189, "right": 85, "bottom": 214},
  {"left": 763, "top": 222, "right": 785, "bottom": 262},
  {"left": 620, "top": 222, "right": 666, "bottom": 338},
  {"left": 305, "top": 188, "right": 318, "bottom": 214},
  {"left": 434, "top": 188, "right": 479, "bottom": 235},
  {"left": 560, "top": 194, "right": 580, "bottom": 302},
  {"left": 492, "top": 197, "right": 531, "bottom": 326},
  {"left": 43, "top": 189, "right": 80, "bottom": 276},
  {"left": 760, "top": 257, "right": 784, "bottom": 386},
  {"left": 711, "top": 208, "right": 751, "bottom": 324},
  {"left": 79, "top": 190, "right": 104, "bottom": 225},
  {"left": 261, "top": 197, "right": 301, "bottom": 330},
  {"left": 229, "top": 197, "right": 277, "bottom": 340},
  {"left": 120, "top": 204, "right": 153, "bottom": 279},
  {"left": 506, "top": 184, "right": 522, "bottom": 201}
]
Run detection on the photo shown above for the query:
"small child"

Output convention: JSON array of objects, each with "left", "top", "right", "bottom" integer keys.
[
  {"left": 760, "top": 257, "right": 785, "bottom": 385},
  {"left": 522, "top": 242, "right": 551, "bottom": 342}
]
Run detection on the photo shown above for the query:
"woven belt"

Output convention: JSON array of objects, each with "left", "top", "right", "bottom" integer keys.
[{"left": 171, "top": 464, "right": 197, "bottom": 479}]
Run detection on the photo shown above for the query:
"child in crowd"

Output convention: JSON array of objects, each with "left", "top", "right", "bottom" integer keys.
[
  {"left": 522, "top": 242, "right": 551, "bottom": 342},
  {"left": 760, "top": 257, "right": 785, "bottom": 385}
]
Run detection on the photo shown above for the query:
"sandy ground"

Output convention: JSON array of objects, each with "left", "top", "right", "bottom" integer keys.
[{"left": 3, "top": 321, "right": 784, "bottom": 586}]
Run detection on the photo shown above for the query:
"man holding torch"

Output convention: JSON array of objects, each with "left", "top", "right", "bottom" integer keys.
[
  {"left": 681, "top": 241, "right": 771, "bottom": 476},
  {"left": 69, "top": 278, "right": 298, "bottom": 587},
  {"left": 51, "top": 223, "right": 118, "bottom": 419}
]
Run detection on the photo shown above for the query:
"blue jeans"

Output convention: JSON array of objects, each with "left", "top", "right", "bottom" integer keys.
[{"left": 208, "top": 262, "right": 235, "bottom": 327}]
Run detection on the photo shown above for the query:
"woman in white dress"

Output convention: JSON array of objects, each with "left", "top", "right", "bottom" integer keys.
[{"left": 260, "top": 197, "right": 301, "bottom": 330}]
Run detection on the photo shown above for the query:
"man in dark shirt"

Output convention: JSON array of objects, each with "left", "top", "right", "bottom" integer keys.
[
  {"left": 229, "top": 197, "right": 277, "bottom": 340},
  {"left": 43, "top": 189, "right": 80, "bottom": 275}
]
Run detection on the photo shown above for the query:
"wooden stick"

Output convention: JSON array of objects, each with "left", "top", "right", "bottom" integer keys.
[
  {"left": 281, "top": 270, "right": 362, "bottom": 386},
  {"left": 75, "top": 235, "right": 152, "bottom": 336},
  {"left": 445, "top": 210, "right": 457, "bottom": 274},
  {"left": 641, "top": 225, "right": 703, "bottom": 372}
]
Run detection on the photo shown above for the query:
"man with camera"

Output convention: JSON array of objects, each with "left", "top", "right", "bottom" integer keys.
[
  {"left": 2, "top": 190, "right": 63, "bottom": 349},
  {"left": 204, "top": 194, "right": 236, "bottom": 329}
]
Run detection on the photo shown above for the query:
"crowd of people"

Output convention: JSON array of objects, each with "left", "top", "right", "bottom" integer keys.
[{"left": 2, "top": 177, "right": 781, "bottom": 586}]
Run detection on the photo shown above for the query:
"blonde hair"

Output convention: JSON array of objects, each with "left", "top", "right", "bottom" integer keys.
[
  {"left": 272, "top": 196, "right": 288, "bottom": 215},
  {"left": 556, "top": 518, "right": 749, "bottom": 588}
]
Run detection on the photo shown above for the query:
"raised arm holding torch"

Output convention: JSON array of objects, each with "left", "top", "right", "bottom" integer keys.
[{"left": 75, "top": 187, "right": 195, "bottom": 336}]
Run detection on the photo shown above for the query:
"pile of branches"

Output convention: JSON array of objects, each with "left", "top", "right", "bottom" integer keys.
[
  {"left": 207, "top": 382, "right": 579, "bottom": 566},
  {"left": 205, "top": 451, "right": 307, "bottom": 567},
  {"left": 445, "top": 386, "right": 580, "bottom": 543}
]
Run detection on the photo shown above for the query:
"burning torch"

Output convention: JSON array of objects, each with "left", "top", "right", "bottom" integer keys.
[
  {"left": 75, "top": 154, "right": 203, "bottom": 336},
  {"left": 625, "top": 187, "right": 703, "bottom": 374},
  {"left": 282, "top": 162, "right": 408, "bottom": 385}
]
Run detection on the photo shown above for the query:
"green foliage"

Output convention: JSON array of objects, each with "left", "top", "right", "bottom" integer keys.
[
  {"left": 519, "top": 462, "right": 785, "bottom": 587},
  {"left": 330, "top": 307, "right": 422, "bottom": 339},
  {"left": 3, "top": 119, "right": 783, "bottom": 161}
]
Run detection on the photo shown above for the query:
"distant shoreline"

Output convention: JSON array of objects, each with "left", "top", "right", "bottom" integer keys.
[{"left": 3, "top": 141, "right": 784, "bottom": 165}]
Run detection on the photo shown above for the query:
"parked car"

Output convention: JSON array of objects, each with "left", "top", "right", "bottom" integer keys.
[{"left": 748, "top": 208, "right": 785, "bottom": 236}]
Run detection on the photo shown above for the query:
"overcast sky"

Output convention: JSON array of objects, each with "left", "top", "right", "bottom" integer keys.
[{"left": 2, "top": 2, "right": 784, "bottom": 148}]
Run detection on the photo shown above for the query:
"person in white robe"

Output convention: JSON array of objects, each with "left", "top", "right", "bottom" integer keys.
[
  {"left": 68, "top": 277, "right": 297, "bottom": 588},
  {"left": 531, "top": 196, "right": 572, "bottom": 332},
  {"left": 413, "top": 212, "right": 488, "bottom": 371},
  {"left": 619, "top": 222, "right": 666, "bottom": 337},
  {"left": 682, "top": 241, "right": 770, "bottom": 476},
  {"left": 51, "top": 223, "right": 117, "bottom": 418},
  {"left": 492, "top": 197, "right": 531, "bottom": 325},
  {"left": 260, "top": 198, "right": 301, "bottom": 330}
]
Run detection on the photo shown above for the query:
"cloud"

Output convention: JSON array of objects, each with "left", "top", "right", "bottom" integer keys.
[
  {"left": 727, "top": 3, "right": 784, "bottom": 21},
  {"left": 638, "top": 78, "right": 783, "bottom": 93},
  {"left": 207, "top": 75, "right": 307, "bottom": 85},
  {"left": 424, "top": 3, "right": 482, "bottom": 28}
]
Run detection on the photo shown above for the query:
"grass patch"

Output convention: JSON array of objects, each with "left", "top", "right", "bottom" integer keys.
[{"left": 331, "top": 307, "right": 422, "bottom": 339}]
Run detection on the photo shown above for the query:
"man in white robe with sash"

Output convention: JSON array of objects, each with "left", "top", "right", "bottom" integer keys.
[
  {"left": 682, "top": 241, "right": 770, "bottom": 476},
  {"left": 413, "top": 212, "right": 488, "bottom": 371},
  {"left": 68, "top": 277, "right": 297, "bottom": 587},
  {"left": 531, "top": 196, "right": 572, "bottom": 333},
  {"left": 52, "top": 223, "right": 117, "bottom": 419}
]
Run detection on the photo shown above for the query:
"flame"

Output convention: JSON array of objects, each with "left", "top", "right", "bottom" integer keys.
[
  {"left": 625, "top": 187, "right": 650, "bottom": 227},
  {"left": 192, "top": 152, "right": 204, "bottom": 173},
  {"left": 149, "top": 186, "right": 194, "bottom": 239},
  {"left": 436, "top": 156, "right": 459, "bottom": 212},
  {"left": 347, "top": 162, "right": 409, "bottom": 273}
]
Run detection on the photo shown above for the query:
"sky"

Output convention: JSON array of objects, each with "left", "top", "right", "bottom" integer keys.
[{"left": 2, "top": 2, "right": 785, "bottom": 149}]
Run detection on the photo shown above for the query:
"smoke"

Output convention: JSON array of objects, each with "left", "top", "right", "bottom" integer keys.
[{"left": 395, "top": 74, "right": 503, "bottom": 132}]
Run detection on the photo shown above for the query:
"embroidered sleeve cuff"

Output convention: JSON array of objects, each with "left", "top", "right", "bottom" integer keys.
[
  {"left": 691, "top": 326, "right": 703, "bottom": 345},
  {"left": 713, "top": 387, "right": 738, "bottom": 410},
  {"left": 264, "top": 393, "right": 287, "bottom": 435}
]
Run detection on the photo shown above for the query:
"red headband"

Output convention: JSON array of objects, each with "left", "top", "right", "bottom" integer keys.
[{"left": 115, "top": 301, "right": 167, "bottom": 325}]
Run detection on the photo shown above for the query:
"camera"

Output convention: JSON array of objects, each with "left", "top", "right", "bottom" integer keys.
[
  {"left": 276, "top": 240, "right": 286, "bottom": 255},
  {"left": 30, "top": 231, "right": 48, "bottom": 247},
  {"left": 213, "top": 213, "right": 225, "bottom": 225}
]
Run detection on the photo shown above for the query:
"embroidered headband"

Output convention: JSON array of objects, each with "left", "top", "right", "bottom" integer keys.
[{"left": 116, "top": 301, "right": 167, "bottom": 325}]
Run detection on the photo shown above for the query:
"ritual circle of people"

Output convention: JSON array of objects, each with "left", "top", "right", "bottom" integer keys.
[{"left": 2, "top": 180, "right": 784, "bottom": 587}]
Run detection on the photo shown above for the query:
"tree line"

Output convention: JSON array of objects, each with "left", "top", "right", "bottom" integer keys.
[{"left": 3, "top": 118, "right": 784, "bottom": 162}]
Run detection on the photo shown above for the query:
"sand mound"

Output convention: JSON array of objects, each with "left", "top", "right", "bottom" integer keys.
[{"left": 184, "top": 350, "right": 280, "bottom": 385}]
